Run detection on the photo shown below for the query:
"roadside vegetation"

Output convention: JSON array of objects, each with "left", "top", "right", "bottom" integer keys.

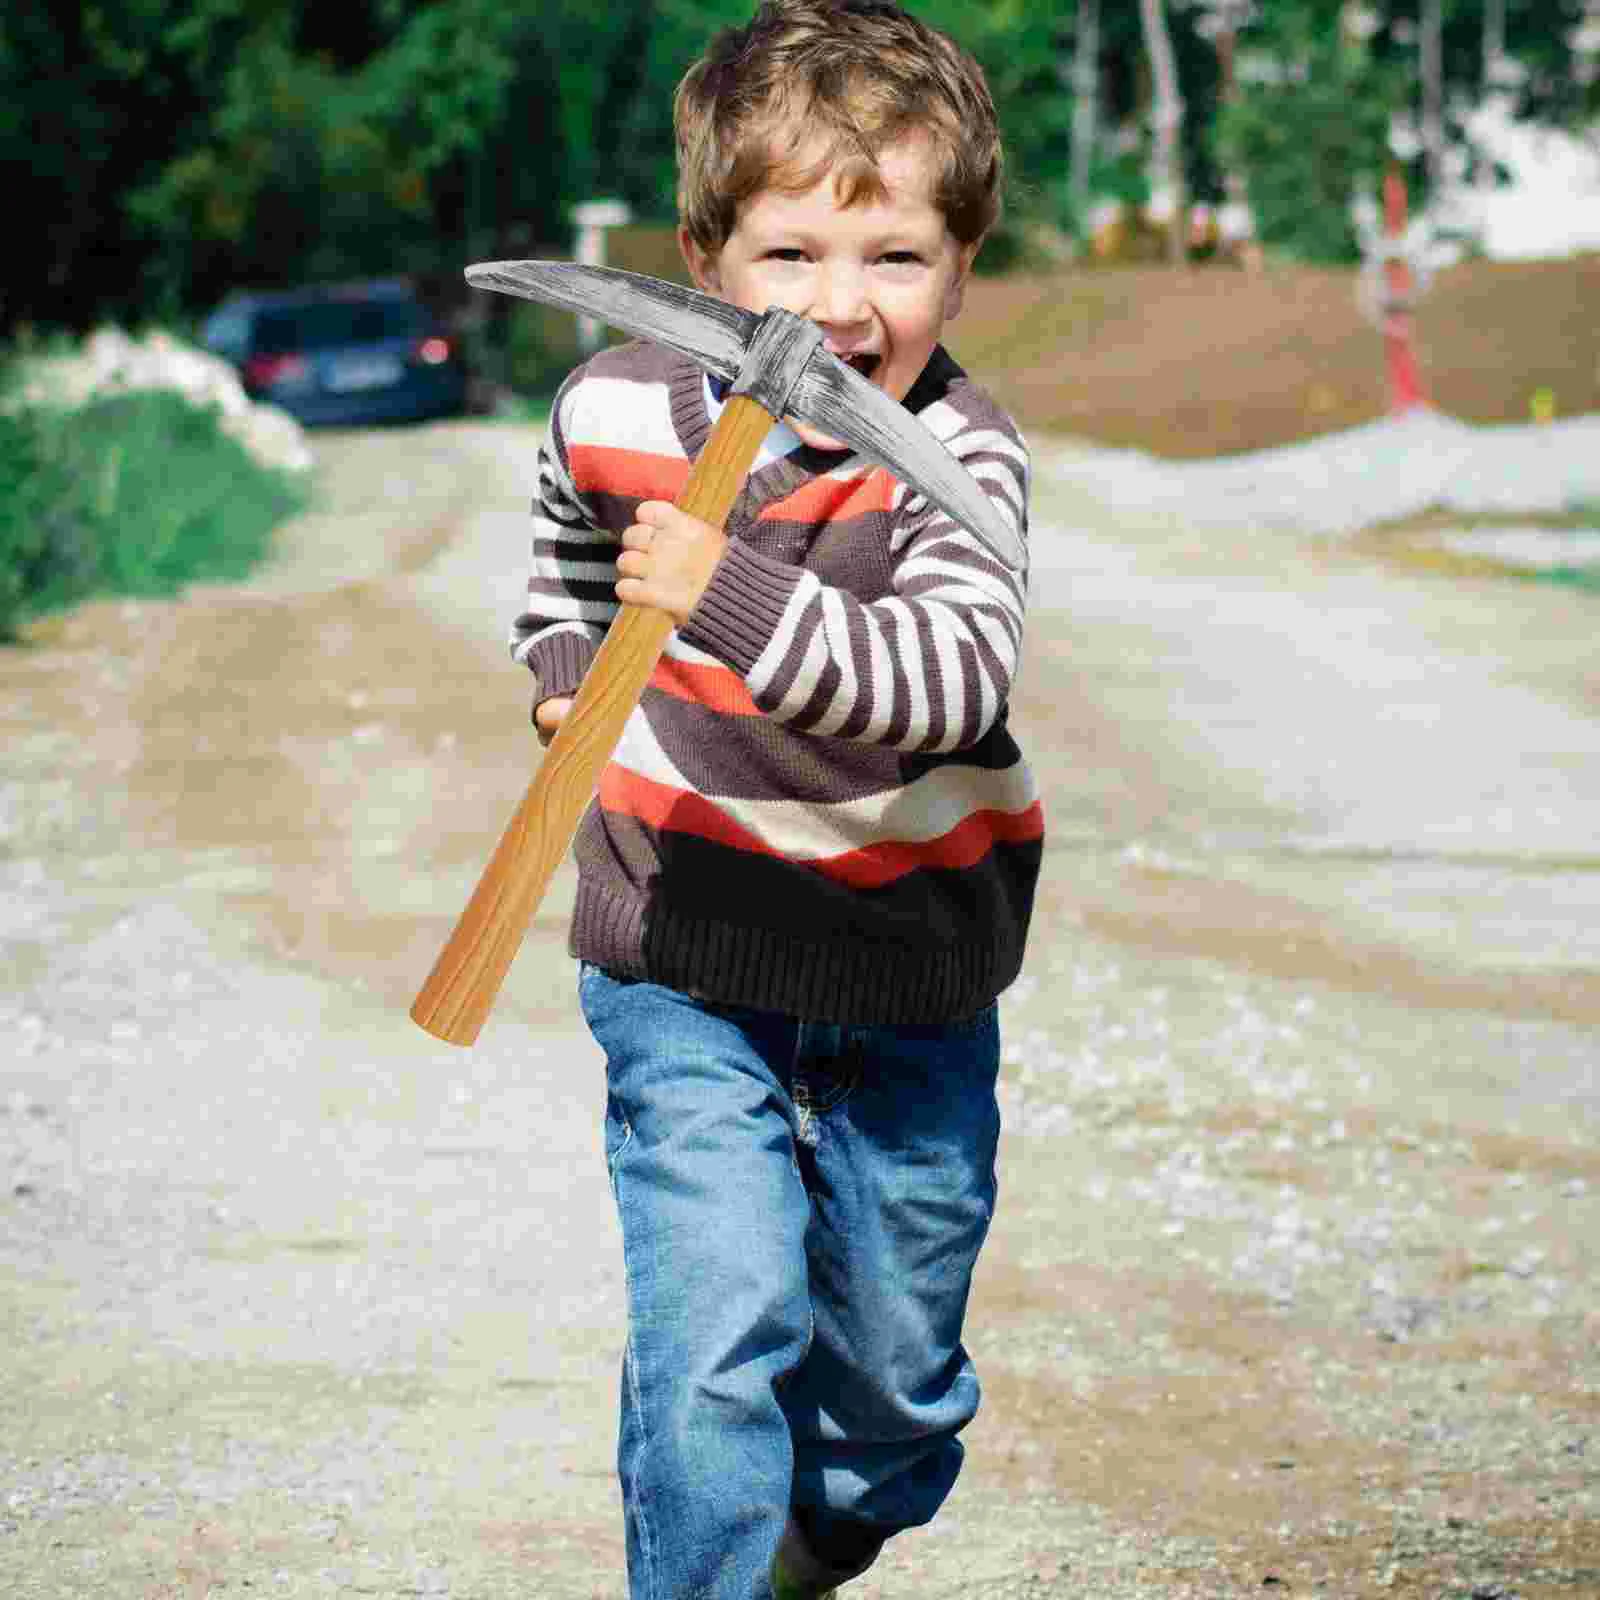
[{"left": 0, "top": 366, "right": 308, "bottom": 642}]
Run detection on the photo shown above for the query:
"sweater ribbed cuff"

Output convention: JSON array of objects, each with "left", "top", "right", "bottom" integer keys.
[
  {"left": 679, "top": 541, "right": 802, "bottom": 677},
  {"left": 525, "top": 630, "right": 596, "bottom": 703}
]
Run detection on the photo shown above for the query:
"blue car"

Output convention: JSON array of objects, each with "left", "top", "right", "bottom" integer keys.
[{"left": 201, "top": 279, "right": 469, "bottom": 427}]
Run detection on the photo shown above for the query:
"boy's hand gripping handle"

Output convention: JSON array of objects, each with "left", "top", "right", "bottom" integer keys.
[{"left": 409, "top": 394, "right": 775, "bottom": 1046}]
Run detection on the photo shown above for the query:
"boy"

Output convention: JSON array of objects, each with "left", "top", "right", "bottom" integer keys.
[{"left": 510, "top": 3, "right": 1041, "bottom": 1594}]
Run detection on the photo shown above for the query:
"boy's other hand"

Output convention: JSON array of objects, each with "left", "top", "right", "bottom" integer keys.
[
  {"left": 616, "top": 501, "right": 727, "bottom": 627},
  {"left": 533, "top": 696, "right": 572, "bottom": 747}
]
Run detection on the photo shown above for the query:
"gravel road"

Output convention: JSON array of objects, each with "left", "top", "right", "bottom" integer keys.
[{"left": 2, "top": 416, "right": 1596, "bottom": 1599}]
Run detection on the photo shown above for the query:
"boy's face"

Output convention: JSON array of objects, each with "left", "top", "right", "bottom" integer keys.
[{"left": 680, "top": 134, "right": 978, "bottom": 451}]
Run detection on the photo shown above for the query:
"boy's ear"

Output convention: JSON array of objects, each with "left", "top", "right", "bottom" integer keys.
[
  {"left": 678, "top": 226, "right": 721, "bottom": 296},
  {"left": 944, "top": 239, "right": 982, "bottom": 322}
]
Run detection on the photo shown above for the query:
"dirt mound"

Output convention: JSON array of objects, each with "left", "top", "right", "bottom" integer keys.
[{"left": 950, "top": 253, "right": 1600, "bottom": 459}]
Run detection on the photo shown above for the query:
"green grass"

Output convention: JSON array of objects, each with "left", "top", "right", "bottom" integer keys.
[
  {"left": 0, "top": 382, "right": 309, "bottom": 641},
  {"left": 1523, "top": 565, "right": 1600, "bottom": 594},
  {"left": 1526, "top": 501, "right": 1600, "bottom": 593},
  {"left": 1354, "top": 500, "right": 1600, "bottom": 597}
]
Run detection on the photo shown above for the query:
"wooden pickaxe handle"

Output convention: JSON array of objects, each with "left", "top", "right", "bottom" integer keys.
[{"left": 410, "top": 393, "right": 776, "bottom": 1046}]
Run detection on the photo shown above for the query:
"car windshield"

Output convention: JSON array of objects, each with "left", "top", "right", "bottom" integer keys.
[{"left": 255, "top": 298, "right": 428, "bottom": 352}]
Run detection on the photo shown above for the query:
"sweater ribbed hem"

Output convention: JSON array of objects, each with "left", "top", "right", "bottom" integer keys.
[
  {"left": 569, "top": 880, "right": 1022, "bottom": 1026},
  {"left": 679, "top": 541, "right": 802, "bottom": 678}
]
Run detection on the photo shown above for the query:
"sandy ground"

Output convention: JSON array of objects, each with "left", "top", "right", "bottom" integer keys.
[{"left": 2, "top": 416, "right": 1597, "bottom": 1599}]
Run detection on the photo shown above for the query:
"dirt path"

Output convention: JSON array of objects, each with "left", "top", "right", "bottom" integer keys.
[{"left": 2, "top": 419, "right": 1596, "bottom": 1599}]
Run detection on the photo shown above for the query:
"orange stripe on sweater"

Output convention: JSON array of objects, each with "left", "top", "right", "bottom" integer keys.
[
  {"left": 651, "top": 657, "right": 762, "bottom": 717},
  {"left": 598, "top": 766, "right": 1045, "bottom": 890},
  {"left": 759, "top": 467, "right": 895, "bottom": 526},
  {"left": 569, "top": 444, "right": 690, "bottom": 505}
]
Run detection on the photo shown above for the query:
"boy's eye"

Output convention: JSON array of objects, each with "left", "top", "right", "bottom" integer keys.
[
  {"left": 766, "top": 248, "right": 809, "bottom": 263},
  {"left": 879, "top": 251, "right": 924, "bottom": 267}
]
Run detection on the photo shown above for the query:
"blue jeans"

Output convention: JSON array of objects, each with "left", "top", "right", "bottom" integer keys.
[{"left": 577, "top": 964, "right": 1002, "bottom": 1600}]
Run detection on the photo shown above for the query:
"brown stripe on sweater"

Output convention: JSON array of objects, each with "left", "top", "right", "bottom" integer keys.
[
  {"left": 737, "top": 502, "right": 896, "bottom": 597},
  {"left": 792, "top": 648, "right": 844, "bottom": 733},
  {"left": 757, "top": 586, "right": 827, "bottom": 715},
  {"left": 883, "top": 613, "right": 915, "bottom": 750},
  {"left": 584, "top": 338, "right": 687, "bottom": 389},
  {"left": 832, "top": 603, "right": 879, "bottom": 742},
  {"left": 913, "top": 606, "right": 947, "bottom": 751},
  {"left": 574, "top": 488, "right": 654, "bottom": 535},
  {"left": 643, "top": 691, "right": 909, "bottom": 803},
  {"left": 906, "top": 526, "right": 1022, "bottom": 583},
  {"left": 957, "top": 636, "right": 983, "bottom": 750},
  {"left": 666, "top": 353, "right": 713, "bottom": 460},
  {"left": 963, "top": 605, "right": 1018, "bottom": 689}
]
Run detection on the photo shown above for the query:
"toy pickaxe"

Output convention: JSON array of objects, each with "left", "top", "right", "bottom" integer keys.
[{"left": 410, "top": 260, "right": 1023, "bottom": 1046}]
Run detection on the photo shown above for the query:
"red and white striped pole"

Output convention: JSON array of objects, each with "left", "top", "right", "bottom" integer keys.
[{"left": 1380, "top": 170, "right": 1429, "bottom": 413}]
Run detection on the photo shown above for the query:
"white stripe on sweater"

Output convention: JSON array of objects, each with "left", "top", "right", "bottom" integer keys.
[
  {"left": 611, "top": 711, "right": 1037, "bottom": 859},
  {"left": 570, "top": 375, "right": 685, "bottom": 458}
]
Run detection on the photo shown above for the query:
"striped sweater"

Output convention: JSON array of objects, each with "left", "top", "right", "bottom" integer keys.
[{"left": 511, "top": 338, "right": 1043, "bottom": 1024}]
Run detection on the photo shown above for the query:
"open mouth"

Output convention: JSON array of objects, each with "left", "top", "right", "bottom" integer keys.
[{"left": 841, "top": 353, "right": 882, "bottom": 380}]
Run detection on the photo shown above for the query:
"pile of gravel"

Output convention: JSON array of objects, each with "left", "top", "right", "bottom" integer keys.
[{"left": 1037, "top": 409, "right": 1600, "bottom": 538}]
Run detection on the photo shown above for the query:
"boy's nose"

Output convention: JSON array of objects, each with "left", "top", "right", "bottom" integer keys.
[{"left": 809, "top": 265, "right": 871, "bottom": 331}]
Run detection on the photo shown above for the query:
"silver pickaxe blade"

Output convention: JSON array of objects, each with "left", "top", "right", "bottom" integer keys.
[
  {"left": 466, "top": 260, "right": 756, "bottom": 386},
  {"left": 464, "top": 259, "right": 1026, "bottom": 571},
  {"left": 787, "top": 353, "right": 1026, "bottom": 570}
]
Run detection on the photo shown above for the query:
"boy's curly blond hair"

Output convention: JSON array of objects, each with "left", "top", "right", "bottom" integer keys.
[{"left": 674, "top": 0, "right": 1003, "bottom": 257}]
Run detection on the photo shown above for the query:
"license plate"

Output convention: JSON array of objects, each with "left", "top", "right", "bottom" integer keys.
[{"left": 326, "top": 355, "right": 402, "bottom": 392}]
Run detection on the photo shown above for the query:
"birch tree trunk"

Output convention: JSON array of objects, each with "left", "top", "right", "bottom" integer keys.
[
  {"left": 1139, "top": 0, "right": 1187, "bottom": 265},
  {"left": 1069, "top": 0, "right": 1100, "bottom": 246}
]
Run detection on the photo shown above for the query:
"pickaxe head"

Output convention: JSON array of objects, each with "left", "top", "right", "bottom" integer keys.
[{"left": 465, "top": 259, "right": 1025, "bottom": 570}]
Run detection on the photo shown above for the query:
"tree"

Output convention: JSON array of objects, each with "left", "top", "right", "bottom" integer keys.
[
  {"left": 1140, "top": 0, "right": 1188, "bottom": 262},
  {"left": 0, "top": 0, "right": 272, "bottom": 332},
  {"left": 1216, "top": 5, "right": 1403, "bottom": 263},
  {"left": 7, "top": 0, "right": 1596, "bottom": 339},
  {"left": 1069, "top": 0, "right": 1101, "bottom": 234}
]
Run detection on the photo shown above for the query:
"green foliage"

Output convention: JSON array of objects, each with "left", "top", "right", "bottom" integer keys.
[
  {"left": 1218, "top": 21, "right": 1404, "bottom": 263},
  {"left": 1370, "top": 0, "right": 1600, "bottom": 131},
  {"left": 7, "top": 0, "right": 1599, "bottom": 338},
  {"left": 916, "top": 0, "right": 1079, "bottom": 219},
  {"left": 0, "top": 386, "right": 308, "bottom": 641},
  {"left": 1529, "top": 565, "right": 1600, "bottom": 593},
  {"left": 0, "top": 408, "right": 78, "bottom": 641},
  {"left": 500, "top": 302, "right": 586, "bottom": 402},
  {"left": 128, "top": 4, "right": 521, "bottom": 291},
  {"left": 1, "top": 0, "right": 271, "bottom": 330}
]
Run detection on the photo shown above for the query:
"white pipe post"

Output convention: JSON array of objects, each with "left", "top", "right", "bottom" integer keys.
[{"left": 569, "top": 199, "right": 633, "bottom": 355}]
